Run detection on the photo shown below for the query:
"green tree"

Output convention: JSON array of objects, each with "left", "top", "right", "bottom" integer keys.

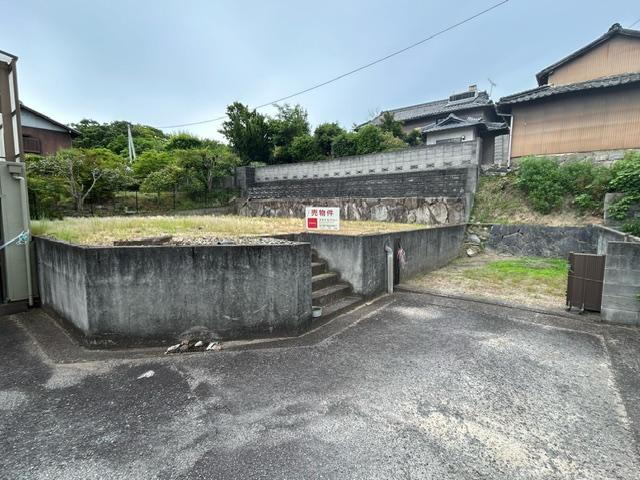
[
  {"left": 177, "top": 144, "right": 241, "bottom": 194},
  {"left": 314, "top": 122, "right": 345, "bottom": 156},
  {"left": 132, "top": 150, "right": 173, "bottom": 182},
  {"left": 219, "top": 102, "right": 272, "bottom": 164},
  {"left": 405, "top": 129, "right": 422, "bottom": 146},
  {"left": 331, "top": 132, "right": 358, "bottom": 157},
  {"left": 140, "top": 163, "right": 184, "bottom": 194},
  {"left": 165, "top": 133, "right": 203, "bottom": 151},
  {"left": 71, "top": 119, "right": 167, "bottom": 155},
  {"left": 30, "top": 148, "right": 130, "bottom": 212},
  {"left": 270, "top": 104, "right": 311, "bottom": 164},
  {"left": 289, "top": 135, "right": 323, "bottom": 163},
  {"left": 379, "top": 112, "right": 405, "bottom": 139}
]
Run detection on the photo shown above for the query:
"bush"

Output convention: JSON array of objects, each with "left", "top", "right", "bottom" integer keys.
[
  {"left": 621, "top": 220, "right": 640, "bottom": 236},
  {"left": 516, "top": 157, "right": 612, "bottom": 215},
  {"left": 515, "top": 157, "right": 565, "bottom": 214},
  {"left": 608, "top": 151, "right": 640, "bottom": 221}
]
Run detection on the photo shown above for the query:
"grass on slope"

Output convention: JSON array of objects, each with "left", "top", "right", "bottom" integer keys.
[
  {"left": 407, "top": 254, "right": 569, "bottom": 310},
  {"left": 31, "top": 215, "right": 424, "bottom": 245},
  {"left": 470, "top": 174, "right": 602, "bottom": 226}
]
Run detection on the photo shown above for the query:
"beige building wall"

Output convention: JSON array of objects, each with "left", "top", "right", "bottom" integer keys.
[
  {"left": 511, "top": 87, "right": 640, "bottom": 157},
  {"left": 548, "top": 36, "right": 640, "bottom": 85}
]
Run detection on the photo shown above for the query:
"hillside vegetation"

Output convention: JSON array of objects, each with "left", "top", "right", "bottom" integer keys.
[{"left": 472, "top": 153, "right": 640, "bottom": 232}]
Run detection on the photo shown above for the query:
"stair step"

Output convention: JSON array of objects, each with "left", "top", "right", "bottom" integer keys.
[
  {"left": 312, "top": 272, "right": 339, "bottom": 291},
  {"left": 312, "top": 283, "right": 351, "bottom": 306},
  {"left": 320, "top": 296, "right": 364, "bottom": 319},
  {"left": 311, "top": 261, "right": 327, "bottom": 276}
]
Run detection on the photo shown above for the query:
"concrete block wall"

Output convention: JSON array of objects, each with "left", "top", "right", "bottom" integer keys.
[
  {"left": 601, "top": 242, "right": 640, "bottom": 325},
  {"left": 253, "top": 140, "right": 480, "bottom": 183},
  {"left": 248, "top": 168, "right": 471, "bottom": 199},
  {"left": 493, "top": 134, "right": 509, "bottom": 167}
]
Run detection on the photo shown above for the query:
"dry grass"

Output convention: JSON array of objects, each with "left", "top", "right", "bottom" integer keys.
[
  {"left": 407, "top": 253, "right": 568, "bottom": 310},
  {"left": 31, "top": 215, "right": 425, "bottom": 246}
]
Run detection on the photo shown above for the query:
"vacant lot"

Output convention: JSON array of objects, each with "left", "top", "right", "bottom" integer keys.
[
  {"left": 407, "top": 253, "right": 568, "bottom": 310},
  {"left": 31, "top": 215, "right": 424, "bottom": 245}
]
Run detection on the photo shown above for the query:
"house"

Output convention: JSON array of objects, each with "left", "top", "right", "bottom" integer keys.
[
  {"left": 499, "top": 23, "right": 640, "bottom": 164},
  {"left": 368, "top": 85, "right": 509, "bottom": 166},
  {"left": 20, "top": 104, "right": 78, "bottom": 156}
]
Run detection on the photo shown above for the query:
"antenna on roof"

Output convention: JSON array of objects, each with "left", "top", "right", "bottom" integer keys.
[{"left": 487, "top": 78, "right": 497, "bottom": 97}]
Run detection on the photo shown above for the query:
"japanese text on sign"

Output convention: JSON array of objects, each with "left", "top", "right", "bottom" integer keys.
[{"left": 305, "top": 207, "right": 340, "bottom": 230}]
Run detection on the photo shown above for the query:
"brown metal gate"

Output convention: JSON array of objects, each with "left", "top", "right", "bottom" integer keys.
[{"left": 566, "top": 253, "right": 605, "bottom": 313}]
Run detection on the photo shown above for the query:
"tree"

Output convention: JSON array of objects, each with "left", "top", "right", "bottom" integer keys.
[
  {"left": 219, "top": 102, "right": 272, "bottom": 164},
  {"left": 314, "top": 122, "right": 345, "bottom": 156},
  {"left": 132, "top": 150, "right": 173, "bottom": 182},
  {"left": 289, "top": 135, "right": 323, "bottom": 163},
  {"left": 71, "top": 119, "right": 167, "bottom": 155},
  {"left": 140, "top": 163, "right": 184, "bottom": 195},
  {"left": 379, "top": 112, "right": 405, "bottom": 140},
  {"left": 165, "top": 133, "right": 203, "bottom": 151},
  {"left": 405, "top": 129, "right": 422, "bottom": 146},
  {"left": 331, "top": 132, "right": 358, "bottom": 157},
  {"left": 177, "top": 144, "right": 241, "bottom": 194},
  {"left": 31, "top": 148, "right": 130, "bottom": 212}
]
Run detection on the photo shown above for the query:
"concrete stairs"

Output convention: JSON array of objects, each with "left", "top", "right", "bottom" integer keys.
[{"left": 311, "top": 251, "right": 363, "bottom": 320}]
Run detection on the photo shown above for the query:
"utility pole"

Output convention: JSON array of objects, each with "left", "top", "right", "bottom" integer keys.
[{"left": 127, "top": 123, "right": 137, "bottom": 165}]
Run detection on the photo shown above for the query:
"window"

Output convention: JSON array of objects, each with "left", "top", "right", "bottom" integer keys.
[{"left": 23, "top": 136, "right": 41, "bottom": 154}]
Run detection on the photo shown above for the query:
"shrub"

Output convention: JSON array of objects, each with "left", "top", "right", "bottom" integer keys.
[
  {"left": 621, "top": 220, "right": 640, "bottom": 236},
  {"left": 608, "top": 151, "right": 640, "bottom": 221},
  {"left": 515, "top": 157, "right": 565, "bottom": 214}
]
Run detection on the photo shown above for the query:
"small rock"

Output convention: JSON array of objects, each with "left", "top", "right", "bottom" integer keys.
[
  {"left": 165, "top": 344, "right": 181, "bottom": 354},
  {"left": 467, "top": 234, "right": 482, "bottom": 245},
  {"left": 137, "top": 370, "right": 155, "bottom": 379},
  {"left": 206, "top": 342, "right": 222, "bottom": 351},
  {"left": 194, "top": 340, "right": 204, "bottom": 348},
  {"left": 178, "top": 343, "right": 190, "bottom": 353},
  {"left": 466, "top": 247, "right": 480, "bottom": 257}
]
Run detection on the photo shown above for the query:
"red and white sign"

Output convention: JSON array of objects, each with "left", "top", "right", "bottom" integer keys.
[{"left": 305, "top": 207, "right": 340, "bottom": 231}]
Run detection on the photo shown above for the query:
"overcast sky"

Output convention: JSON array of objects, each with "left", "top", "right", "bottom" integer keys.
[{"left": 3, "top": 0, "right": 639, "bottom": 140}]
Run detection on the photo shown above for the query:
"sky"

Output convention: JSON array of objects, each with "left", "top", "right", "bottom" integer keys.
[{"left": 2, "top": 0, "right": 640, "bottom": 141}]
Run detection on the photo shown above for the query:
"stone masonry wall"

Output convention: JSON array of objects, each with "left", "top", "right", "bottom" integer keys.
[{"left": 237, "top": 196, "right": 466, "bottom": 225}]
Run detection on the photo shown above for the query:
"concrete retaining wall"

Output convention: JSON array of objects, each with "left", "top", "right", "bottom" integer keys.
[
  {"left": 35, "top": 237, "right": 312, "bottom": 344},
  {"left": 595, "top": 225, "right": 640, "bottom": 255},
  {"left": 602, "top": 241, "right": 640, "bottom": 325},
  {"left": 296, "top": 225, "right": 465, "bottom": 297},
  {"left": 487, "top": 224, "right": 598, "bottom": 258}
]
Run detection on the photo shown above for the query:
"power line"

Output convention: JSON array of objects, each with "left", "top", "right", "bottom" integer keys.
[
  {"left": 630, "top": 16, "right": 640, "bottom": 28},
  {"left": 158, "top": 0, "right": 510, "bottom": 129}
]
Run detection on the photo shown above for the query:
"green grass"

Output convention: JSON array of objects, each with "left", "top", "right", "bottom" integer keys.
[
  {"left": 31, "top": 215, "right": 425, "bottom": 245},
  {"left": 462, "top": 257, "right": 568, "bottom": 296}
]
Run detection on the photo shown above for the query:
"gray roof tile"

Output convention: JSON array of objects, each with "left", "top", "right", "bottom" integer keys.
[
  {"left": 498, "top": 72, "right": 640, "bottom": 106},
  {"left": 371, "top": 91, "right": 493, "bottom": 124}
]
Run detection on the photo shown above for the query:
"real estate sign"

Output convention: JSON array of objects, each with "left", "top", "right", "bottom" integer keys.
[{"left": 305, "top": 207, "right": 340, "bottom": 231}]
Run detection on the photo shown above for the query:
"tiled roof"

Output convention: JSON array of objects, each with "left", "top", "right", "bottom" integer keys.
[
  {"left": 498, "top": 72, "right": 640, "bottom": 106},
  {"left": 371, "top": 91, "right": 493, "bottom": 124},
  {"left": 421, "top": 114, "right": 507, "bottom": 134},
  {"left": 536, "top": 24, "right": 640, "bottom": 85}
]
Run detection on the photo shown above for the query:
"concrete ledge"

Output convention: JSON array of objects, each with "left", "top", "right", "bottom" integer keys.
[{"left": 35, "top": 237, "right": 312, "bottom": 345}]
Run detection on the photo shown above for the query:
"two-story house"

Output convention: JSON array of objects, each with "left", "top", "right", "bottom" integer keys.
[{"left": 499, "top": 23, "right": 640, "bottom": 164}]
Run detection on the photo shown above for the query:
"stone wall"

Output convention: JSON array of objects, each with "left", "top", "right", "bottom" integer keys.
[
  {"left": 487, "top": 224, "right": 598, "bottom": 258},
  {"left": 237, "top": 196, "right": 466, "bottom": 225},
  {"left": 35, "top": 237, "right": 312, "bottom": 345},
  {"left": 602, "top": 241, "right": 640, "bottom": 325}
]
